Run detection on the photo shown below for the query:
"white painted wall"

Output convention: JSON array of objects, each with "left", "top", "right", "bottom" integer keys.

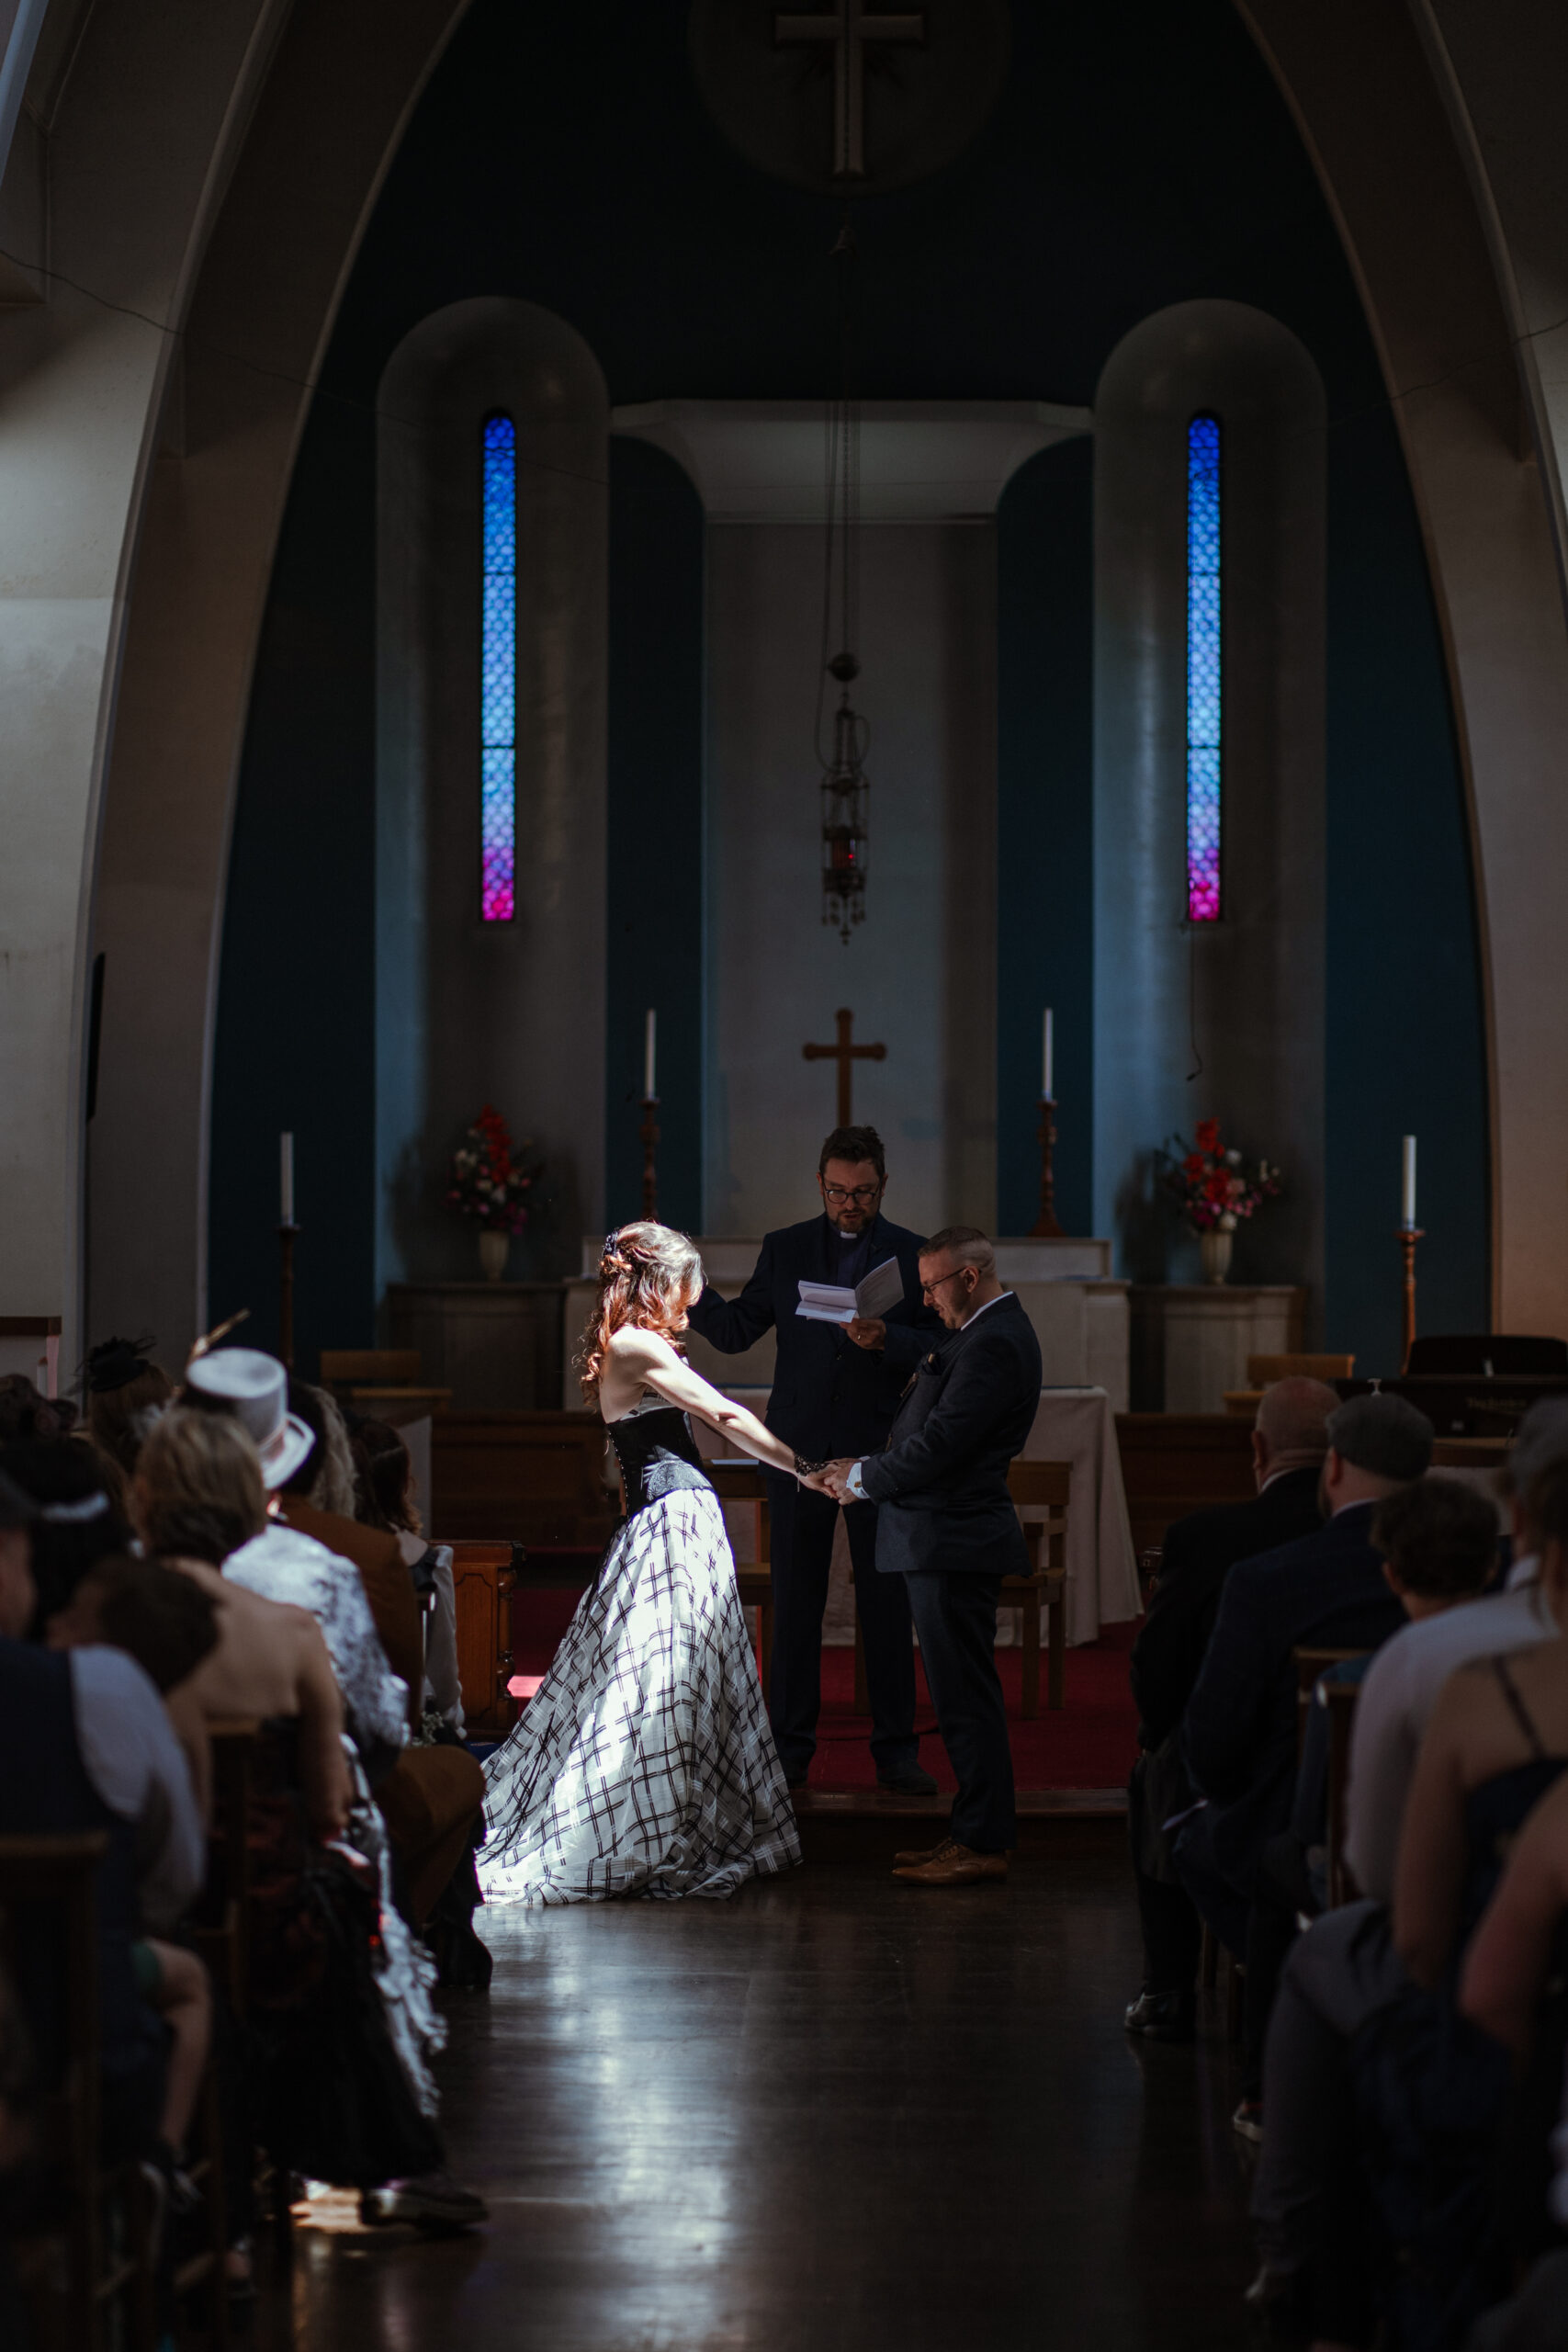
[{"left": 615, "top": 401, "right": 1089, "bottom": 1241}]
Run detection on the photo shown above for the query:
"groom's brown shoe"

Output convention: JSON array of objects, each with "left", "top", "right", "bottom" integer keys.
[
  {"left": 893, "top": 1836, "right": 958, "bottom": 1866},
  {"left": 893, "top": 1839, "right": 1007, "bottom": 1885}
]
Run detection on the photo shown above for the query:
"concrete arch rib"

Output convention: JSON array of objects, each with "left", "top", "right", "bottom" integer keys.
[
  {"left": 1236, "top": 0, "right": 1568, "bottom": 1336},
  {"left": 78, "top": 0, "right": 472, "bottom": 1366}
]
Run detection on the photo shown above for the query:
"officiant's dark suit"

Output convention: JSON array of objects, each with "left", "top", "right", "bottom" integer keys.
[
  {"left": 687, "top": 1208, "right": 939, "bottom": 1782},
  {"left": 860, "top": 1292, "right": 1043, "bottom": 1854}
]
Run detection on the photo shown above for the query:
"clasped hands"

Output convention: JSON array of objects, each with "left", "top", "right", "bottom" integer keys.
[{"left": 801, "top": 1458, "right": 860, "bottom": 1500}]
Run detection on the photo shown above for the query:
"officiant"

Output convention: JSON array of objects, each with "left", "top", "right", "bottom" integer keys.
[{"left": 687, "top": 1125, "right": 942, "bottom": 1793}]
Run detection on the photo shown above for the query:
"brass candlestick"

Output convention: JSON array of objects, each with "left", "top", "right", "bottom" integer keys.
[
  {"left": 639, "top": 1098, "right": 660, "bottom": 1224},
  {"left": 1029, "top": 1097, "right": 1064, "bottom": 1238},
  {"left": 1398, "top": 1225, "right": 1424, "bottom": 1372},
  {"left": 278, "top": 1222, "right": 299, "bottom": 1372}
]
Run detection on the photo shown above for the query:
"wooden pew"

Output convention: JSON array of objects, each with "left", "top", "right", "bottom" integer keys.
[
  {"left": 1115, "top": 1413, "right": 1256, "bottom": 1561},
  {"left": 432, "top": 1411, "right": 619, "bottom": 1546}
]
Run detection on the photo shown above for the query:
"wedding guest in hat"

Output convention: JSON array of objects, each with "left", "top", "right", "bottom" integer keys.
[{"left": 84, "top": 1332, "right": 174, "bottom": 1476}]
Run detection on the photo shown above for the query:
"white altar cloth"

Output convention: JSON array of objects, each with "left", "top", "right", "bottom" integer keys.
[{"left": 698, "top": 1384, "right": 1140, "bottom": 1649}]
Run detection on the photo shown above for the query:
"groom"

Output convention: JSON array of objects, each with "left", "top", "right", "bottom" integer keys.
[
  {"left": 686, "top": 1125, "right": 942, "bottom": 1792},
  {"left": 818, "top": 1228, "right": 1043, "bottom": 1884}
]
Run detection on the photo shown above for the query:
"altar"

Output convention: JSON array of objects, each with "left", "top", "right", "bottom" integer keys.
[{"left": 562, "top": 1233, "right": 1130, "bottom": 1410}]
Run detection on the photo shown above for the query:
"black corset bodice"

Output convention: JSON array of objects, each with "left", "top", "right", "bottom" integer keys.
[{"left": 607, "top": 1401, "right": 714, "bottom": 1516}]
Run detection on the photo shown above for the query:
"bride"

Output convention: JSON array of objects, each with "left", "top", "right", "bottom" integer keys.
[{"left": 479, "top": 1222, "right": 816, "bottom": 1905}]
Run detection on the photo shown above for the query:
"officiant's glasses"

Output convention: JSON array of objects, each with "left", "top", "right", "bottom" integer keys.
[{"left": 822, "top": 1182, "right": 882, "bottom": 1207}]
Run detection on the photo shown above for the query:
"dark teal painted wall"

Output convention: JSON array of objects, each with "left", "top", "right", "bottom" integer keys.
[
  {"left": 997, "top": 440, "right": 1094, "bottom": 1240},
  {"left": 1323, "top": 406, "right": 1489, "bottom": 1364},
  {"left": 209, "top": 401, "right": 377, "bottom": 1358},
  {"left": 605, "top": 437, "right": 705, "bottom": 1235}
]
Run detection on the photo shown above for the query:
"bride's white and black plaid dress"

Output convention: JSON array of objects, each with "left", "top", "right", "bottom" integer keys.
[{"left": 478, "top": 1397, "right": 800, "bottom": 1905}]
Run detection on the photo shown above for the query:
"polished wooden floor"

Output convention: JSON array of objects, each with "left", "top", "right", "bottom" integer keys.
[{"left": 270, "top": 1841, "right": 1256, "bottom": 2350}]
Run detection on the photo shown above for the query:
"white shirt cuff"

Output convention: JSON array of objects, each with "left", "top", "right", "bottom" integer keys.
[{"left": 844, "top": 1460, "right": 868, "bottom": 1500}]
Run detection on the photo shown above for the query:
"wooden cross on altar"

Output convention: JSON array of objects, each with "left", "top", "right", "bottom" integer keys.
[
  {"left": 774, "top": 0, "right": 926, "bottom": 180},
  {"left": 803, "top": 1007, "right": 886, "bottom": 1126}
]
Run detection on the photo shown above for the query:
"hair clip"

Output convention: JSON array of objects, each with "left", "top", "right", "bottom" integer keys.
[{"left": 39, "top": 1492, "right": 111, "bottom": 1524}]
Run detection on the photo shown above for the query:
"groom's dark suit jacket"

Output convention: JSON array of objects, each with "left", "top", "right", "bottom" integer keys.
[
  {"left": 686, "top": 1212, "right": 939, "bottom": 1461},
  {"left": 860, "top": 1294, "right": 1043, "bottom": 1577}
]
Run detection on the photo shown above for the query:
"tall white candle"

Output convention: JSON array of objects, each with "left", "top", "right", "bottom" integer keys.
[
  {"left": 643, "top": 1009, "right": 657, "bottom": 1102},
  {"left": 280, "top": 1131, "right": 295, "bottom": 1225},
  {"left": 1401, "top": 1134, "right": 1416, "bottom": 1227},
  {"left": 1043, "top": 1007, "right": 1055, "bottom": 1101}
]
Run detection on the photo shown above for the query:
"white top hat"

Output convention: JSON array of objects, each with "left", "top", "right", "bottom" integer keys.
[{"left": 184, "top": 1347, "right": 316, "bottom": 1490}]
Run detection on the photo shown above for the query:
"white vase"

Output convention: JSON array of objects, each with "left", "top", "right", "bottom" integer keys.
[
  {"left": 479, "top": 1229, "right": 510, "bottom": 1282},
  {"left": 1199, "top": 1228, "right": 1234, "bottom": 1285}
]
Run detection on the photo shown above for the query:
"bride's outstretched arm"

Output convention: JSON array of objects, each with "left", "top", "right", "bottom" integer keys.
[{"left": 611, "top": 1330, "right": 812, "bottom": 1479}]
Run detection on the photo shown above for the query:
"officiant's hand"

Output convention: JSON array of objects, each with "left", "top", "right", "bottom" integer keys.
[{"left": 846, "top": 1317, "right": 886, "bottom": 1352}]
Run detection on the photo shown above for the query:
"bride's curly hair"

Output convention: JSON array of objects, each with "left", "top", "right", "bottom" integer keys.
[{"left": 576, "top": 1222, "right": 704, "bottom": 1401}]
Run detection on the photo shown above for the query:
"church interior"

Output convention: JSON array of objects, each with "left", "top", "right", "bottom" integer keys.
[{"left": 6, "top": 0, "right": 1568, "bottom": 2345}]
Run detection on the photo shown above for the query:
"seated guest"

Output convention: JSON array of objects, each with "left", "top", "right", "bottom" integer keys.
[
  {"left": 129, "top": 1404, "right": 485, "bottom": 2230},
  {"left": 0, "top": 1375, "right": 70, "bottom": 1444},
  {"left": 1461, "top": 1768, "right": 1568, "bottom": 2312},
  {"left": 1125, "top": 1376, "right": 1335, "bottom": 2041},
  {"left": 102, "top": 1461, "right": 352, "bottom": 1838},
  {"left": 1236, "top": 1476, "right": 1505, "bottom": 2134},
  {"left": 1345, "top": 1466, "right": 1557, "bottom": 1909},
  {"left": 1250, "top": 1450, "right": 1568, "bottom": 2346},
  {"left": 1178, "top": 1392, "right": 1433, "bottom": 1965},
  {"left": 0, "top": 1437, "right": 133, "bottom": 1633},
  {"left": 175, "top": 1350, "right": 410, "bottom": 1774},
  {"left": 83, "top": 1334, "right": 175, "bottom": 1477},
  {"left": 42, "top": 1555, "right": 220, "bottom": 2200},
  {"left": 272, "top": 1385, "right": 484, "bottom": 1943},
  {"left": 275, "top": 1382, "right": 425, "bottom": 1733},
  {"left": 0, "top": 1467, "right": 205, "bottom": 2175},
  {"left": 355, "top": 1417, "right": 466, "bottom": 1739}
]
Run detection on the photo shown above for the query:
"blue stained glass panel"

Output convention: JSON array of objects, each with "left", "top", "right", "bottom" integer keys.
[
  {"left": 481, "top": 413, "right": 516, "bottom": 922},
  {"left": 1186, "top": 413, "right": 1222, "bottom": 922}
]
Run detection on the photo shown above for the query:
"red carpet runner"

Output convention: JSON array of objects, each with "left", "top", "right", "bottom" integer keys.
[{"left": 510, "top": 1593, "right": 1140, "bottom": 1792}]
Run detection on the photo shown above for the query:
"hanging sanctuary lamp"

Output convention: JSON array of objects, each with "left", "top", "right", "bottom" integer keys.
[{"left": 817, "top": 215, "right": 871, "bottom": 945}]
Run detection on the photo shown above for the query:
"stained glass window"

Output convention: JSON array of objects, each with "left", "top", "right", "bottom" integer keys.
[
  {"left": 1186, "top": 413, "right": 1222, "bottom": 922},
  {"left": 480, "top": 412, "right": 516, "bottom": 922}
]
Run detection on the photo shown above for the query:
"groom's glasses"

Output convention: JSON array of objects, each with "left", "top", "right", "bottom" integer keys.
[{"left": 822, "top": 1182, "right": 881, "bottom": 1206}]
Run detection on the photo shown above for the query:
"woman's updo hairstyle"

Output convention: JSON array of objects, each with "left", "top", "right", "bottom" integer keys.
[{"left": 577, "top": 1222, "right": 703, "bottom": 1400}]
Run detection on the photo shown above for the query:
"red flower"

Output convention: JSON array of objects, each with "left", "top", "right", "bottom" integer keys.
[
  {"left": 1183, "top": 1153, "right": 1204, "bottom": 1178},
  {"left": 1195, "top": 1118, "right": 1221, "bottom": 1153}
]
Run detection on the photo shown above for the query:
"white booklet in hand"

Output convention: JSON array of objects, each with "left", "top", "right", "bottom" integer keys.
[{"left": 795, "top": 1253, "right": 906, "bottom": 1326}]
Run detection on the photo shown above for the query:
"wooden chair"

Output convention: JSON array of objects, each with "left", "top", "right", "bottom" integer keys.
[
  {"left": 1294, "top": 1647, "right": 1369, "bottom": 1758},
  {"left": 1003, "top": 1460, "right": 1071, "bottom": 1717},
  {"left": 0, "top": 1830, "right": 159, "bottom": 2352},
  {"left": 705, "top": 1464, "right": 774, "bottom": 1690},
  {"left": 1322, "top": 1679, "right": 1363, "bottom": 1909},
  {"left": 446, "top": 1540, "right": 522, "bottom": 1734},
  {"left": 841, "top": 1461, "right": 1071, "bottom": 1720}
]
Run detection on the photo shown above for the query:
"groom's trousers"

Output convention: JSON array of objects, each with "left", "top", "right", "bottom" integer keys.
[
  {"left": 903, "top": 1570, "right": 1015, "bottom": 1853},
  {"left": 763, "top": 1476, "right": 919, "bottom": 1780}
]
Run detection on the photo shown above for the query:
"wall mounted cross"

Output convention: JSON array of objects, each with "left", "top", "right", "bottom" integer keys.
[
  {"left": 803, "top": 1006, "right": 886, "bottom": 1126},
  {"left": 773, "top": 0, "right": 926, "bottom": 179}
]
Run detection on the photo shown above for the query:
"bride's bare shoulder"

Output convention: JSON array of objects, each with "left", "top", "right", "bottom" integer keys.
[{"left": 605, "top": 1323, "right": 677, "bottom": 1368}]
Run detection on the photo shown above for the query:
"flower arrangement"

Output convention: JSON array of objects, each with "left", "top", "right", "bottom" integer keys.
[
  {"left": 1163, "top": 1117, "right": 1283, "bottom": 1235},
  {"left": 446, "top": 1105, "right": 540, "bottom": 1235}
]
